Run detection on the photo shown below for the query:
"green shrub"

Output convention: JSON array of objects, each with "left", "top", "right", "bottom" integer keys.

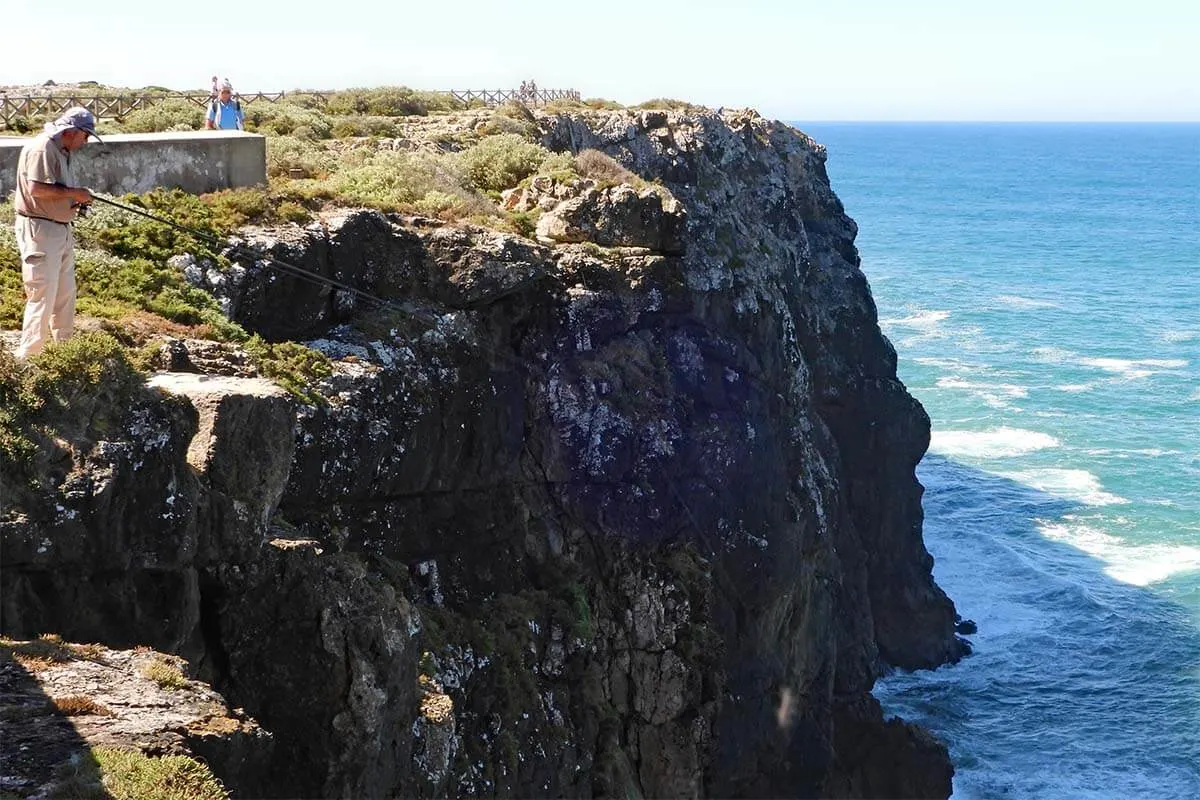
[
  {"left": 332, "top": 151, "right": 446, "bottom": 210},
  {"left": 330, "top": 150, "right": 492, "bottom": 219},
  {"left": 269, "top": 177, "right": 337, "bottom": 208},
  {"left": 455, "top": 134, "right": 553, "bottom": 193},
  {"left": 79, "top": 190, "right": 224, "bottom": 263},
  {"left": 204, "top": 188, "right": 272, "bottom": 227},
  {"left": 329, "top": 116, "right": 404, "bottom": 139},
  {"left": 4, "top": 115, "right": 49, "bottom": 134},
  {"left": 21, "top": 332, "right": 141, "bottom": 409},
  {"left": 84, "top": 746, "right": 227, "bottom": 800},
  {"left": 141, "top": 657, "right": 188, "bottom": 690},
  {"left": 505, "top": 210, "right": 540, "bottom": 239},
  {"left": 542, "top": 99, "right": 588, "bottom": 113},
  {"left": 1, "top": 220, "right": 23, "bottom": 327},
  {"left": 477, "top": 113, "right": 535, "bottom": 139},
  {"left": 243, "top": 102, "right": 333, "bottom": 139},
  {"left": 0, "top": 333, "right": 144, "bottom": 485},
  {"left": 243, "top": 337, "right": 332, "bottom": 404},
  {"left": 584, "top": 98, "right": 625, "bottom": 110},
  {"left": 0, "top": 349, "right": 38, "bottom": 473},
  {"left": 121, "top": 99, "right": 205, "bottom": 133},
  {"left": 537, "top": 152, "right": 580, "bottom": 184},
  {"left": 72, "top": 191, "right": 240, "bottom": 331},
  {"left": 634, "top": 98, "right": 708, "bottom": 112},
  {"left": 276, "top": 201, "right": 310, "bottom": 223},
  {"left": 325, "top": 87, "right": 458, "bottom": 117}
]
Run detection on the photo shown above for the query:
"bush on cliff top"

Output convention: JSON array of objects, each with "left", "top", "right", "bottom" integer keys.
[
  {"left": 0, "top": 332, "right": 143, "bottom": 492},
  {"left": 331, "top": 150, "right": 492, "bottom": 218},
  {"left": 456, "top": 134, "right": 554, "bottom": 194},
  {"left": 324, "top": 86, "right": 459, "bottom": 117},
  {"left": 120, "top": 98, "right": 205, "bottom": 133},
  {"left": 635, "top": 97, "right": 708, "bottom": 113},
  {"left": 243, "top": 102, "right": 334, "bottom": 139}
]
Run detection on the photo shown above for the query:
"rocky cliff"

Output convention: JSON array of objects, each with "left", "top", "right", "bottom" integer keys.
[{"left": 1, "top": 109, "right": 967, "bottom": 798}]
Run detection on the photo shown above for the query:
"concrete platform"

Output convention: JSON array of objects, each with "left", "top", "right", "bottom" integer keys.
[{"left": 0, "top": 130, "right": 266, "bottom": 197}]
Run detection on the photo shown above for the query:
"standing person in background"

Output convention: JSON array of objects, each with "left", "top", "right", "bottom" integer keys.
[
  {"left": 205, "top": 79, "right": 244, "bottom": 130},
  {"left": 11, "top": 107, "right": 99, "bottom": 359}
]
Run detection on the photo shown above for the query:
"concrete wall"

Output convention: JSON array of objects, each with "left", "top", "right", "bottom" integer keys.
[{"left": 1, "top": 130, "right": 266, "bottom": 198}]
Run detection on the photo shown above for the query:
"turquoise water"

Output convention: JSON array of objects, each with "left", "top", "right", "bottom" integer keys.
[{"left": 799, "top": 123, "right": 1200, "bottom": 798}]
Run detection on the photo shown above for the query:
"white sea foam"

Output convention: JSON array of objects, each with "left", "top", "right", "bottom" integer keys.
[
  {"left": 880, "top": 309, "right": 950, "bottom": 331},
  {"left": 930, "top": 427, "right": 1061, "bottom": 459},
  {"left": 1034, "top": 348, "right": 1189, "bottom": 379},
  {"left": 1054, "top": 383, "right": 1094, "bottom": 393},
  {"left": 1037, "top": 519, "right": 1200, "bottom": 586},
  {"left": 913, "top": 356, "right": 972, "bottom": 369},
  {"left": 995, "top": 294, "right": 1061, "bottom": 310},
  {"left": 1001, "top": 468, "right": 1129, "bottom": 506},
  {"left": 1078, "top": 357, "right": 1188, "bottom": 380},
  {"left": 1161, "top": 329, "right": 1197, "bottom": 344},
  {"left": 1083, "top": 447, "right": 1178, "bottom": 458},
  {"left": 936, "top": 376, "right": 1030, "bottom": 408}
]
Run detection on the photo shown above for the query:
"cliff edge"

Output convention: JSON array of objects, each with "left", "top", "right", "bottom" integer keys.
[{"left": 1, "top": 108, "right": 967, "bottom": 798}]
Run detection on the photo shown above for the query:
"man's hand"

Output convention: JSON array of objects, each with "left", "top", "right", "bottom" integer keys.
[{"left": 72, "top": 187, "right": 93, "bottom": 205}]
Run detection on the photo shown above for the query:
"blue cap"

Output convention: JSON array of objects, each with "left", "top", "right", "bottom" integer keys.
[{"left": 45, "top": 106, "right": 102, "bottom": 141}]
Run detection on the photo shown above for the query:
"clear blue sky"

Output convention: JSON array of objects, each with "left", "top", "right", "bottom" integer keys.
[{"left": 3, "top": 0, "right": 1197, "bottom": 121}]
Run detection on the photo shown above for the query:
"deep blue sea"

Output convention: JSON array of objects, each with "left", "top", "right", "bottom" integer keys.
[{"left": 796, "top": 122, "right": 1200, "bottom": 799}]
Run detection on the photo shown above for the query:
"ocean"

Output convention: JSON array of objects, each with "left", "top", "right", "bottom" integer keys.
[{"left": 797, "top": 122, "right": 1200, "bottom": 798}]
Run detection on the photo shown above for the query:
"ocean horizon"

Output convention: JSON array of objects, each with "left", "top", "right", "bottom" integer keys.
[{"left": 794, "top": 121, "right": 1200, "bottom": 798}]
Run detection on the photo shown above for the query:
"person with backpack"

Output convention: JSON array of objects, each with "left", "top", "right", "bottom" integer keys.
[{"left": 205, "top": 79, "right": 244, "bottom": 130}]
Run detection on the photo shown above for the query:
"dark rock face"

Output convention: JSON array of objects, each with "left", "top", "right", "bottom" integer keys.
[{"left": 1, "top": 110, "right": 965, "bottom": 798}]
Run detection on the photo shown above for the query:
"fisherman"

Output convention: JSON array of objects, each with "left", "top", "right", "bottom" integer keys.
[
  {"left": 205, "top": 79, "right": 244, "bottom": 130},
  {"left": 11, "top": 106, "right": 99, "bottom": 359}
]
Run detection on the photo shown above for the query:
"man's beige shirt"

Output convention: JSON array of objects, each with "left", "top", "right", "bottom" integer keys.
[{"left": 13, "top": 133, "right": 74, "bottom": 223}]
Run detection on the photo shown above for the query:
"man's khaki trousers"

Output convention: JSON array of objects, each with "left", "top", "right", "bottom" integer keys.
[{"left": 14, "top": 216, "right": 75, "bottom": 360}]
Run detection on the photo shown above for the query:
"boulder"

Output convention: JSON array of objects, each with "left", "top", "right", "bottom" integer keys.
[{"left": 536, "top": 183, "right": 687, "bottom": 254}]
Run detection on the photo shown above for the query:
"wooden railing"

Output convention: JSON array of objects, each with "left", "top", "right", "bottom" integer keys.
[
  {"left": 448, "top": 88, "right": 581, "bottom": 107},
  {"left": 0, "top": 88, "right": 581, "bottom": 129}
]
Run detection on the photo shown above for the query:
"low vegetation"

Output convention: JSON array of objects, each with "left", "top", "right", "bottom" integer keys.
[
  {"left": 574, "top": 149, "right": 640, "bottom": 186},
  {"left": 0, "top": 634, "right": 106, "bottom": 672},
  {"left": 53, "top": 695, "right": 113, "bottom": 716},
  {"left": 51, "top": 746, "right": 228, "bottom": 800},
  {"left": 324, "top": 86, "right": 459, "bottom": 117},
  {"left": 121, "top": 99, "right": 206, "bottom": 133},
  {"left": 0, "top": 332, "right": 144, "bottom": 492},
  {"left": 141, "top": 657, "right": 189, "bottom": 690},
  {"left": 635, "top": 98, "right": 708, "bottom": 112}
]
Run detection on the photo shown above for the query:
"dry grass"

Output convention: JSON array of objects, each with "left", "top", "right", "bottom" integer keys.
[
  {"left": 141, "top": 658, "right": 189, "bottom": 690},
  {"left": 574, "top": 149, "right": 639, "bottom": 187},
  {"left": 0, "top": 634, "right": 106, "bottom": 672},
  {"left": 419, "top": 691, "right": 454, "bottom": 724},
  {"left": 53, "top": 695, "right": 113, "bottom": 716}
]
